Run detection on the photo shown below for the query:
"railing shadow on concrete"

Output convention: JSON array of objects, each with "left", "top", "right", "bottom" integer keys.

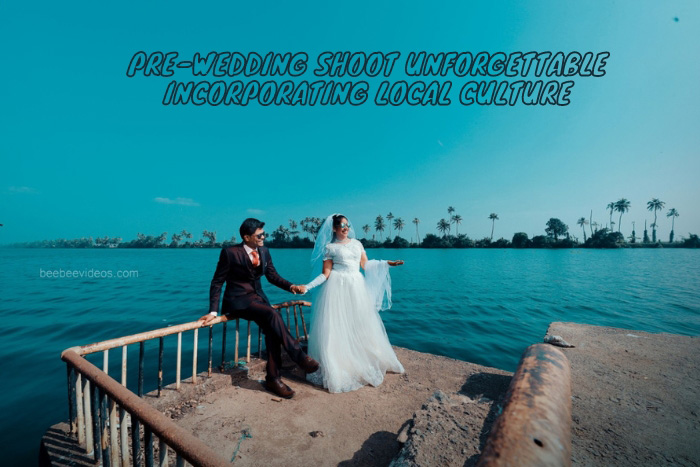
[{"left": 55, "top": 300, "right": 311, "bottom": 467}]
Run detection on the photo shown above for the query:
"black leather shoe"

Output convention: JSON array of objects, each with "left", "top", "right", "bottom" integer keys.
[
  {"left": 264, "top": 378, "right": 295, "bottom": 399},
  {"left": 299, "top": 356, "right": 320, "bottom": 374}
]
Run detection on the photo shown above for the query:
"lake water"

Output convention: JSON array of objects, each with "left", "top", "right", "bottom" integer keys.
[{"left": 1, "top": 248, "right": 699, "bottom": 464}]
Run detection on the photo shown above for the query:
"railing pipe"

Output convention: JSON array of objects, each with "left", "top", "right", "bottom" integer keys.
[
  {"left": 67, "top": 365, "right": 76, "bottom": 436},
  {"left": 100, "top": 388, "right": 111, "bottom": 467},
  {"left": 83, "top": 377, "right": 94, "bottom": 455},
  {"left": 59, "top": 302, "right": 310, "bottom": 465},
  {"left": 158, "top": 337, "right": 164, "bottom": 396},
  {"left": 120, "top": 406, "right": 128, "bottom": 467},
  {"left": 192, "top": 328, "right": 198, "bottom": 384},
  {"left": 299, "top": 306, "right": 309, "bottom": 341},
  {"left": 234, "top": 319, "right": 240, "bottom": 365},
  {"left": 145, "top": 427, "right": 153, "bottom": 467},
  {"left": 75, "top": 373, "right": 86, "bottom": 447},
  {"left": 138, "top": 342, "right": 145, "bottom": 397},
  {"left": 131, "top": 415, "right": 141, "bottom": 467},
  {"left": 71, "top": 305, "right": 308, "bottom": 357},
  {"left": 109, "top": 398, "right": 119, "bottom": 467},
  {"left": 91, "top": 382, "right": 102, "bottom": 464},
  {"left": 121, "top": 345, "right": 127, "bottom": 386},
  {"left": 176, "top": 332, "right": 182, "bottom": 390},
  {"left": 293, "top": 305, "right": 300, "bottom": 339},
  {"left": 246, "top": 321, "right": 251, "bottom": 363},
  {"left": 208, "top": 326, "right": 213, "bottom": 377},
  {"left": 159, "top": 438, "right": 168, "bottom": 467},
  {"left": 220, "top": 322, "right": 227, "bottom": 370},
  {"left": 62, "top": 349, "right": 230, "bottom": 467},
  {"left": 75, "top": 317, "right": 230, "bottom": 356},
  {"left": 477, "top": 344, "right": 572, "bottom": 467}
]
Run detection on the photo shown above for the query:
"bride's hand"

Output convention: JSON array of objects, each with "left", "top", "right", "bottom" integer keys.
[{"left": 387, "top": 260, "right": 404, "bottom": 266}]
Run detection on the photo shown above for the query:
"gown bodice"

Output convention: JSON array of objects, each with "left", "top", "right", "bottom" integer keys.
[{"left": 324, "top": 239, "right": 363, "bottom": 273}]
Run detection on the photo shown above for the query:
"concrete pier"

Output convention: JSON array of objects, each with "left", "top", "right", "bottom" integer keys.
[{"left": 41, "top": 322, "right": 700, "bottom": 466}]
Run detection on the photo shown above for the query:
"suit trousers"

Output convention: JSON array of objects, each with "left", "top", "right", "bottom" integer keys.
[{"left": 228, "top": 297, "right": 305, "bottom": 379}]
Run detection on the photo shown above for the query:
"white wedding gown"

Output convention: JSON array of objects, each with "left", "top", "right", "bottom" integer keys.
[{"left": 307, "top": 239, "right": 405, "bottom": 393}]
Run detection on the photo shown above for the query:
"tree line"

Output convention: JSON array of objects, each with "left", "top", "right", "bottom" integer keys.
[{"left": 5, "top": 200, "right": 698, "bottom": 249}]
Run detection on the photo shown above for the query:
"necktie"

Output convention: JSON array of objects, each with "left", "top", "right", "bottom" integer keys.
[{"left": 250, "top": 250, "right": 260, "bottom": 267}]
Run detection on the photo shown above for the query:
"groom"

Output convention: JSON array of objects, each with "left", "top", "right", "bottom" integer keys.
[{"left": 199, "top": 218, "right": 318, "bottom": 399}]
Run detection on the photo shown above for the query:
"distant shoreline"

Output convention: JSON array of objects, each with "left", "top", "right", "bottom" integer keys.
[{"left": 3, "top": 234, "right": 699, "bottom": 250}]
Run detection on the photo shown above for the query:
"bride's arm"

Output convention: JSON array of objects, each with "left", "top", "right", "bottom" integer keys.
[
  {"left": 360, "top": 251, "right": 368, "bottom": 270},
  {"left": 360, "top": 251, "right": 403, "bottom": 271},
  {"left": 321, "top": 259, "right": 333, "bottom": 278},
  {"left": 304, "top": 259, "right": 333, "bottom": 292}
]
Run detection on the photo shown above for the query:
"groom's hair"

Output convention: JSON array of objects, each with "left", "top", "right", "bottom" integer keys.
[{"left": 240, "top": 218, "right": 265, "bottom": 238}]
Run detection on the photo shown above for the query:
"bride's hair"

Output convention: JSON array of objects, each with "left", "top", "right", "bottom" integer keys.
[
  {"left": 332, "top": 214, "right": 347, "bottom": 229},
  {"left": 331, "top": 214, "right": 348, "bottom": 240}
]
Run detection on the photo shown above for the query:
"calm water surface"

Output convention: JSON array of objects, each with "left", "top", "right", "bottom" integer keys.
[{"left": 1, "top": 248, "right": 698, "bottom": 464}]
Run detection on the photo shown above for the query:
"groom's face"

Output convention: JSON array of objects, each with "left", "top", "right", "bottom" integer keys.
[{"left": 244, "top": 228, "right": 266, "bottom": 249}]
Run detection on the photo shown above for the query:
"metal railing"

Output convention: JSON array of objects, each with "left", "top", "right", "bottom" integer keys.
[{"left": 60, "top": 300, "right": 311, "bottom": 467}]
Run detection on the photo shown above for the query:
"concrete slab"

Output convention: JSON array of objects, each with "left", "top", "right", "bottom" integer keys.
[{"left": 546, "top": 322, "right": 700, "bottom": 466}]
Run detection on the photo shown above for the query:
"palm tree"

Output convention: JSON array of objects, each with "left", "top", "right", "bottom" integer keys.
[
  {"left": 447, "top": 207, "right": 455, "bottom": 235},
  {"left": 412, "top": 218, "right": 421, "bottom": 244},
  {"left": 488, "top": 213, "right": 499, "bottom": 240},
  {"left": 667, "top": 208, "right": 679, "bottom": 242},
  {"left": 643, "top": 220, "right": 650, "bottom": 243},
  {"left": 589, "top": 210, "right": 594, "bottom": 237},
  {"left": 202, "top": 230, "right": 216, "bottom": 246},
  {"left": 181, "top": 229, "right": 192, "bottom": 246},
  {"left": 647, "top": 198, "right": 665, "bottom": 242},
  {"left": 300, "top": 217, "right": 312, "bottom": 239},
  {"left": 171, "top": 232, "right": 182, "bottom": 247},
  {"left": 288, "top": 219, "right": 299, "bottom": 237},
  {"left": 437, "top": 218, "right": 450, "bottom": 237},
  {"left": 393, "top": 217, "right": 405, "bottom": 238},
  {"left": 614, "top": 199, "right": 630, "bottom": 233},
  {"left": 607, "top": 202, "right": 615, "bottom": 230},
  {"left": 386, "top": 212, "right": 394, "bottom": 238},
  {"left": 374, "top": 215, "right": 386, "bottom": 240},
  {"left": 451, "top": 214, "right": 462, "bottom": 235},
  {"left": 362, "top": 224, "right": 370, "bottom": 239},
  {"left": 577, "top": 217, "right": 588, "bottom": 242}
]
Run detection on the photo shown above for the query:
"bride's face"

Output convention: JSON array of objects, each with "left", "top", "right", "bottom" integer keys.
[{"left": 333, "top": 218, "right": 350, "bottom": 241}]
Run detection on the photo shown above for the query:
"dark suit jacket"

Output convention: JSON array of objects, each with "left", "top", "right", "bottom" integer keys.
[{"left": 209, "top": 243, "right": 292, "bottom": 314}]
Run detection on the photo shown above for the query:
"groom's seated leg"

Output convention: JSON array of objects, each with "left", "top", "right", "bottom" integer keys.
[
  {"left": 265, "top": 333, "right": 283, "bottom": 378},
  {"left": 243, "top": 300, "right": 305, "bottom": 364}
]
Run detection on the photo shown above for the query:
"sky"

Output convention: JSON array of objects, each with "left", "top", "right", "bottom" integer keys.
[{"left": 1, "top": 1, "right": 699, "bottom": 245}]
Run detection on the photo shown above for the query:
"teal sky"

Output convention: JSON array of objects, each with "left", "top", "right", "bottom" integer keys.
[{"left": 1, "top": 2, "right": 698, "bottom": 244}]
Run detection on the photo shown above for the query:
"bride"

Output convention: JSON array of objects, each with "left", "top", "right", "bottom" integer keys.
[{"left": 302, "top": 214, "right": 405, "bottom": 393}]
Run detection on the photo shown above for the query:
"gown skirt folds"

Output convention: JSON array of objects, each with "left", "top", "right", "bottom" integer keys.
[{"left": 307, "top": 239, "right": 404, "bottom": 393}]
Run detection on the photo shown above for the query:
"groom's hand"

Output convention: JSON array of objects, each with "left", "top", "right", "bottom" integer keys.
[
  {"left": 290, "top": 285, "right": 307, "bottom": 295},
  {"left": 388, "top": 260, "right": 404, "bottom": 266},
  {"left": 199, "top": 313, "right": 217, "bottom": 326}
]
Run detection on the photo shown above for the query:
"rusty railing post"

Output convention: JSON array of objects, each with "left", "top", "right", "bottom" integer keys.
[
  {"left": 477, "top": 343, "right": 572, "bottom": 467},
  {"left": 138, "top": 342, "right": 145, "bottom": 397},
  {"left": 208, "top": 325, "right": 213, "bottom": 376}
]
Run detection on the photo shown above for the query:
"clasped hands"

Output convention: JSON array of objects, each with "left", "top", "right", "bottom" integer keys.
[{"left": 290, "top": 284, "right": 307, "bottom": 295}]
